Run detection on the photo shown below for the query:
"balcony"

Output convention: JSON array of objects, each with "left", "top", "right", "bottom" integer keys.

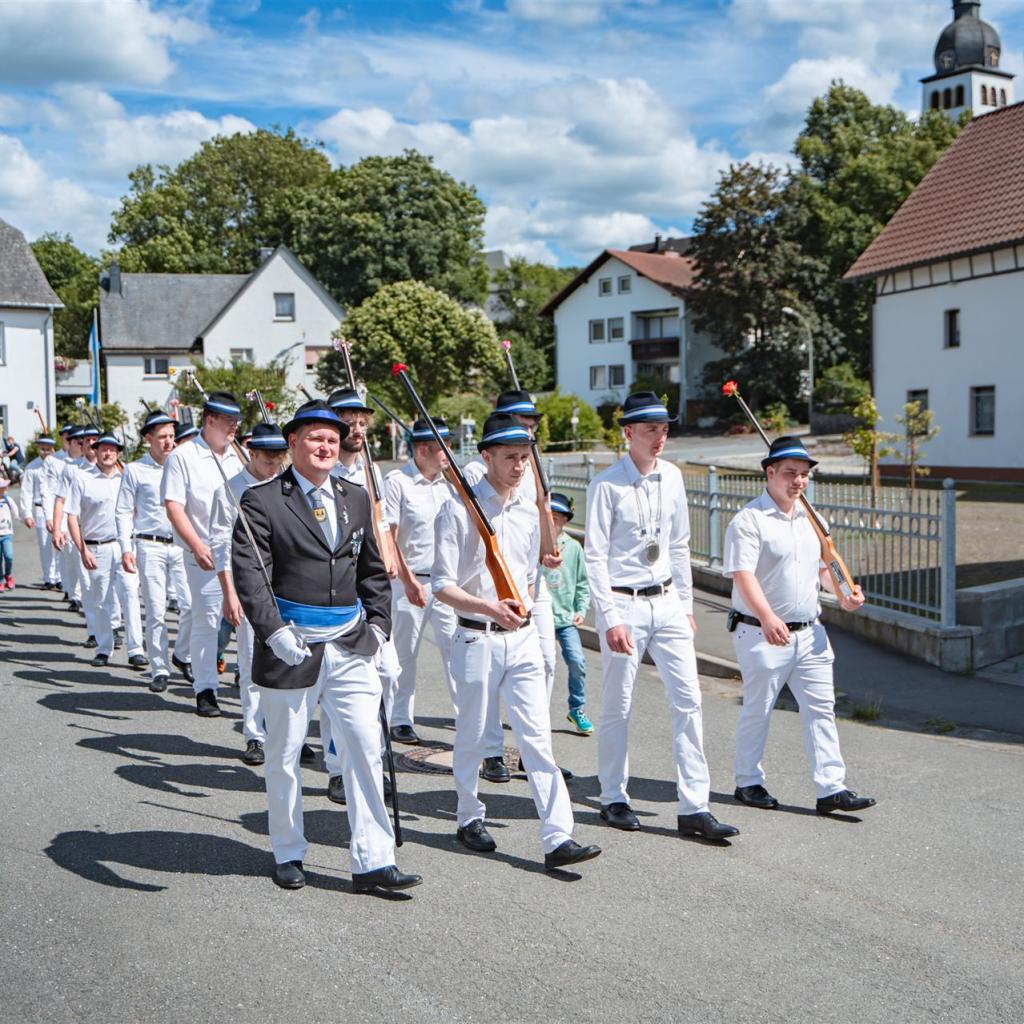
[{"left": 629, "top": 336, "right": 679, "bottom": 360}]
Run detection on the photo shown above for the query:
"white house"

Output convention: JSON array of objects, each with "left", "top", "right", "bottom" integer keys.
[
  {"left": 99, "top": 246, "right": 344, "bottom": 420},
  {"left": 845, "top": 100, "right": 1024, "bottom": 481},
  {"left": 0, "top": 217, "right": 62, "bottom": 445},
  {"left": 542, "top": 239, "right": 723, "bottom": 421}
]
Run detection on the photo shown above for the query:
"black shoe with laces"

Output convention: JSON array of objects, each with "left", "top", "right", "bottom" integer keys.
[
  {"left": 128, "top": 654, "right": 148, "bottom": 671},
  {"left": 149, "top": 674, "right": 169, "bottom": 693},
  {"left": 243, "top": 739, "right": 265, "bottom": 766},
  {"left": 195, "top": 689, "right": 221, "bottom": 717},
  {"left": 327, "top": 775, "right": 346, "bottom": 805},
  {"left": 480, "top": 756, "right": 510, "bottom": 783},
  {"left": 457, "top": 819, "right": 497, "bottom": 853},
  {"left": 544, "top": 839, "right": 601, "bottom": 871},
  {"left": 171, "top": 654, "right": 194, "bottom": 683},
  {"left": 816, "top": 790, "right": 876, "bottom": 815},
  {"left": 83, "top": 635, "right": 98, "bottom": 649},
  {"left": 90, "top": 652, "right": 109, "bottom": 667},
  {"left": 734, "top": 784, "right": 779, "bottom": 810}
]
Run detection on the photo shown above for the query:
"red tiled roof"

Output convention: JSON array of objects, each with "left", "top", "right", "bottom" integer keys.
[
  {"left": 540, "top": 248, "right": 697, "bottom": 316},
  {"left": 845, "top": 101, "right": 1024, "bottom": 281}
]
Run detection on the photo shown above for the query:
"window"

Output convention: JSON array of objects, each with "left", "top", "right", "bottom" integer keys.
[
  {"left": 944, "top": 309, "right": 960, "bottom": 348},
  {"left": 930, "top": 91, "right": 940, "bottom": 110},
  {"left": 230, "top": 348, "right": 254, "bottom": 364},
  {"left": 1001, "top": 89, "right": 1008, "bottom": 106},
  {"left": 0, "top": 321, "right": 5, "bottom": 365},
  {"left": 980, "top": 84, "right": 988, "bottom": 105},
  {"left": 608, "top": 317, "right": 625, "bottom": 341},
  {"left": 598, "top": 278, "right": 612, "bottom": 296},
  {"left": 943, "top": 87, "right": 952, "bottom": 109},
  {"left": 589, "top": 319, "right": 605, "bottom": 343},
  {"left": 906, "top": 389, "right": 929, "bottom": 411},
  {"left": 274, "top": 292, "right": 295, "bottom": 319},
  {"left": 617, "top": 275, "right": 631, "bottom": 294},
  {"left": 955, "top": 84, "right": 964, "bottom": 107},
  {"left": 608, "top": 364, "right": 625, "bottom": 388},
  {"left": 589, "top": 365, "right": 607, "bottom": 390},
  {"left": 143, "top": 357, "right": 169, "bottom": 376},
  {"left": 637, "top": 362, "right": 673, "bottom": 383},
  {"left": 305, "top": 345, "right": 328, "bottom": 372},
  {"left": 971, "top": 386, "right": 995, "bottom": 436}
]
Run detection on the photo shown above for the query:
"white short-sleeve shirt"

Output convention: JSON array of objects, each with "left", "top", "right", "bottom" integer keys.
[
  {"left": 384, "top": 462, "right": 454, "bottom": 575},
  {"left": 160, "top": 432, "right": 243, "bottom": 548}
]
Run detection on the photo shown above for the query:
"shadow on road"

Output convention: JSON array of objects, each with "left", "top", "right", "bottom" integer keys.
[
  {"left": 73, "top": 729, "right": 244, "bottom": 763},
  {"left": 39, "top": 690, "right": 206, "bottom": 721},
  {"left": 116, "top": 761, "right": 264, "bottom": 797}
]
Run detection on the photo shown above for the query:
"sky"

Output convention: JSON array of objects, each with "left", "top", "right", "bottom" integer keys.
[{"left": 1, "top": 0, "right": 1023, "bottom": 266}]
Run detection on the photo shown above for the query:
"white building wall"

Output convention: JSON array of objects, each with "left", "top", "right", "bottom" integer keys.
[
  {"left": 873, "top": 263, "right": 1023, "bottom": 472},
  {"left": 0, "top": 307, "right": 56, "bottom": 445},
  {"left": 105, "top": 351, "right": 185, "bottom": 420},
  {"left": 922, "top": 71, "right": 1014, "bottom": 119}
]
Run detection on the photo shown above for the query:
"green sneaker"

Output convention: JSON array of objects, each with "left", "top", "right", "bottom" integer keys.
[{"left": 567, "top": 709, "right": 594, "bottom": 735}]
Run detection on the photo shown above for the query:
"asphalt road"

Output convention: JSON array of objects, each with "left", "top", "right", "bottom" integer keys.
[{"left": 2, "top": 528, "right": 1022, "bottom": 1024}]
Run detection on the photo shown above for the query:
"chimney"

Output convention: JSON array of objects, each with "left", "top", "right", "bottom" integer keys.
[
  {"left": 258, "top": 246, "right": 274, "bottom": 264},
  {"left": 107, "top": 262, "right": 122, "bottom": 296},
  {"left": 654, "top": 233, "right": 662, "bottom": 252}
]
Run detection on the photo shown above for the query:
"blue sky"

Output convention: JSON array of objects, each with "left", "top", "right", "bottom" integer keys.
[{"left": 1, "top": 0, "right": 1022, "bottom": 265}]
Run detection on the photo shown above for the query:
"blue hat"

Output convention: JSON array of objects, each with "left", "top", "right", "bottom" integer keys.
[
  {"left": 619, "top": 391, "right": 670, "bottom": 425},
  {"left": 239, "top": 428, "right": 254, "bottom": 443},
  {"left": 59, "top": 423, "right": 75, "bottom": 436},
  {"left": 80, "top": 425, "right": 101, "bottom": 438},
  {"left": 174, "top": 423, "right": 199, "bottom": 444},
  {"left": 93, "top": 433, "right": 124, "bottom": 450},
  {"left": 411, "top": 417, "right": 449, "bottom": 442},
  {"left": 202, "top": 390, "right": 242, "bottom": 418},
  {"left": 282, "top": 400, "right": 349, "bottom": 440},
  {"left": 67, "top": 426, "right": 86, "bottom": 440},
  {"left": 495, "top": 389, "right": 540, "bottom": 418},
  {"left": 549, "top": 492, "right": 574, "bottom": 517},
  {"left": 247, "top": 422, "right": 288, "bottom": 450},
  {"left": 761, "top": 435, "right": 818, "bottom": 470},
  {"left": 36, "top": 435, "right": 56, "bottom": 447},
  {"left": 477, "top": 412, "right": 532, "bottom": 451},
  {"left": 141, "top": 410, "right": 176, "bottom": 434},
  {"left": 327, "top": 388, "right": 373, "bottom": 414}
]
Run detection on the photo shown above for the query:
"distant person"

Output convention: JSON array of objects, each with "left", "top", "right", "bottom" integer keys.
[
  {"left": 5, "top": 436, "right": 24, "bottom": 467},
  {"left": 0, "top": 475, "right": 16, "bottom": 590}
]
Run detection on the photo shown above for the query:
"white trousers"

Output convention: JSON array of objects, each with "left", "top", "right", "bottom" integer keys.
[
  {"left": 82, "top": 542, "right": 144, "bottom": 659},
  {"left": 390, "top": 579, "right": 457, "bottom": 726},
  {"left": 184, "top": 554, "right": 222, "bottom": 694},
  {"left": 34, "top": 518, "right": 60, "bottom": 584},
  {"left": 597, "top": 589, "right": 710, "bottom": 815},
  {"left": 236, "top": 615, "right": 264, "bottom": 743},
  {"left": 260, "top": 642, "right": 395, "bottom": 872},
  {"left": 732, "top": 621, "right": 846, "bottom": 798},
  {"left": 60, "top": 531, "right": 81, "bottom": 601},
  {"left": 137, "top": 540, "right": 191, "bottom": 679},
  {"left": 450, "top": 622, "right": 574, "bottom": 854}
]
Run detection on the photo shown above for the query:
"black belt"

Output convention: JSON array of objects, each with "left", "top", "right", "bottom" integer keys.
[
  {"left": 85, "top": 538, "right": 117, "bottom": 546},
  {"left": 458, "top": 613, "right": 532, "bottom": 634},
  {"left": 135, "top": 533, "right": 173, "bottom": 544},
  {"left": 731, "top": 611, "right": 815, "bottom": 632},
  {"left": 611, "top": 579, "right": 672, "bottom": 598},
  {"left": 34, "top": 502, "right": 44, "bottom": 507},
  {"left": 414, "top": 572, "right": 431, "bottom": 579}
]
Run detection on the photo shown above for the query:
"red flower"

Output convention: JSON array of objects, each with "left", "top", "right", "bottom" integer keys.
[
  {"left": 722, "top": 380, "right": 739, "bottom": 397},
  {"left": 265, "top": 401, "right": 275, "bottom": 411},
  {"left": 391, "top": 363, "right": 408, "bottom": 377}
]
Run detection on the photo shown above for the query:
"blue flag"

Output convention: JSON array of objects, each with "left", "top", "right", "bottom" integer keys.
[{"left": 89, "top": 313, "right": 100, "bottom": 406}]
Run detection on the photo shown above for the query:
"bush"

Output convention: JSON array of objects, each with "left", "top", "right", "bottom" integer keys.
[
  {"left": 434, "top": 392, "right": 494, "bottom": 452},
  {"left": 814, "top": 362, "right": 870, "bottom": 412},
  {"left": 535, "top": 391, "right": 604, "bottom": 450},
  {"left": 762, "top": 401, "right": 790, "bottom": 434}
]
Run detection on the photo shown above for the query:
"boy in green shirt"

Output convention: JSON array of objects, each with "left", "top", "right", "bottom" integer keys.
[{"left": 542, "top": 493, "right": 593, "bottom": 734}]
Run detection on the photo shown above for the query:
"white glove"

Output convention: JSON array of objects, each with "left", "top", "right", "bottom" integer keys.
[{"left": 267, "top": 627, "right": 312, "bottom": 667}]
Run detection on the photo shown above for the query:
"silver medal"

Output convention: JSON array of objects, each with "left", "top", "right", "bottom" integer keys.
[{"left": 644, "top": 541, "right": 660, "bottom": 564}]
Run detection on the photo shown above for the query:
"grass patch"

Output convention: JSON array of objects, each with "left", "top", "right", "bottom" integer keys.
[
  {"left": 925, "top": 716, "right": 956, "bottom": 734},
  {"left": 851, "top": 698, "right": 883, "bottom": 722}
]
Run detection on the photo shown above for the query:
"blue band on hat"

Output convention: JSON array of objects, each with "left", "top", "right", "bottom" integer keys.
[
  {"left": 550, "top": 497, "right": 572, "bottom": 515},
  {"left": 411, "top": 427, "right": 449, "bottom": 441},
  {"left": 81, "top": 427, "right": 100, "bottom": 437},
  {"left": 291, "top": 408, "right": 342, "bottom": 426},
  {"left": 247, "top": 437, "right": 288, "bottom": 450},
  {"left": 768, "top": 447, "right": 813, "bottom": 460},
  {"left": 205, "top": 400, "right": 241, "bottom": 416},
  {"left": 495, "top": 401, "right": 539, "bottom": 415},
  {"left": 480, "top": 426, "right": 532, "bottom": 445},
  {"left": 275, "top": 597, "right": 362, "bottom": 628},
  {"left": 621, "top": 404, "right": 669, "bottom": 422},
  {"left": 144, "top": 414, "right": 175, "bottom": 429},
  {"left": 94, "top": 434, "right": 122, "bottom": 447},
  {"left": 329, "top": 396, "right": 370, "bottom": 410}
]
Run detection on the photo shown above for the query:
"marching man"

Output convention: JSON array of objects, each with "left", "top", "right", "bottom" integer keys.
[
  {"left": 232, "top": 399, "right": 420, "bottom": 895},
  {"left": 19, "top": 434, "right": 61, "bottom": 590},
  {"left": 723, "top": 435, "right": 876, "bottom": 816},
  {"left": 585, "top": 391, "right": 739, "bottom": 842},
  {"left": 115, "top": 410, "right": 193, "bottom": 693},
  {"left": 433, "top": 411, "right": 600, "bottom": 872}
]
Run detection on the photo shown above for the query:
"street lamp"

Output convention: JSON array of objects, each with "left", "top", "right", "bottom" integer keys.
[{"left": 782, "top": 306, "right": 813, "bottom": 430}]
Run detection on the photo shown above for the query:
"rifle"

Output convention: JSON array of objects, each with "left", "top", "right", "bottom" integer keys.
[
  {"left": 500, "top": 339, "right": 559, "bottom": 562},
  {"left": 391, "top": 362, "right": 526, "bottom": 616},
  {"left": 34, "top": 406, "right": 50, "bottom": 435},
  {"left": 367, "top": 395, "right": 413, "bottom": 441},
  {"left": 180, "top": 369, "right": 250, "bottom": 464},
  {"left": 723, "top": 380, "right": 856, "bottom": 600},
  {"left": 245, "top": 390, "right": 275, "bottom": 426},
  {"left": 331, "top": 338, "right": 397, "bottom": 576}
]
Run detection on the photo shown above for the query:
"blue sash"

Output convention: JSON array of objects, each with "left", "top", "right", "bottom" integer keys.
[{"left": 275, "top": 596, "right": 362, "bottom": 628}]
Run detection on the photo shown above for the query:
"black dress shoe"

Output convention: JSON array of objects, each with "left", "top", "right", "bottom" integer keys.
[
  {"left": 243, "top": 739, "right": 265, "bottom": 766},
  {"left": 149, "top": 674, "right": 169, "bottom": 693},
  {"left": 167, "top": 599, "right": 179, "bottom": 614},
  {"left": 68, "top": 599, "right": 80, "bottom": 612},
  {"left": 195, "top": 689, "right": 221, "bottom": 717},
  {"left": 677, "top": 812, "right": 740, "bottom": 840},
  {"left": 600, "top": 802, "right": 640, "bottom": 831},
  {"left": 351, "top": 864, "right": 422, "bottom": 894},
  {"left": 816, "top": 790, "right": 877, "bottom": 815},
  {"left": 327, "top": 775, "right": 346, "bottom": 805},
  {"left": 172, "top": 654, "right": 194, "bottom": 683},
  {"left": 83, "top": 635, "right": 98, "bottom": 649},
  {"left": 90, "top": 652, "right": 109, "bottom": 667},
  {"left": 113, "top": 630, "right": 123, "bottom": 650},
  {"left": 273, "top": 860, "right": 305, "bottom": 889},
  {"left": 516, "top": 756, "right": 573, "bottom": 781},
  {"left": 734, "top": 784, "right": 779, "bottom": 810},
  {"left": 457, "top": 819, "right": 497, "bottom": 853},
  {"left": 480, "top": 756, "right": 510, "bottom": 783},
  {"left": 390, "top": 724, "right": 420, "bottom": 745},
  {"left": 128, "top": 654, "right": 148, "bottom": 671},
  {"left": 299, "top": 742, "right": 317, "bottom": 766},
  {"left": 544, "top": 839, "right": 601, "bottom": 871}
]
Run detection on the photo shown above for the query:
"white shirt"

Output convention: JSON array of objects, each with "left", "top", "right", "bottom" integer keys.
[
  {"left": 432, "top": 477, "right": 538, "bottom": 614},
  {"left": 115, "top": 452, "right": 175, "bottom": 555},
  {"left": 584, "top": 454, "right": 694, "bottom": 627},
  {"left": 723, "top": 489, "right": 824, "bottom": 622},
  {"left": 293, "top": 467, "right": 338, "bottom": 550},
  {"left": 384, "top": 461, "right": 454, "bottom": 575},
  {"left": 209, "top": 468, "right": 261, "bottom": 573},
  {"left": 54, "top": 456, "right": 89, "bottom": 501},
  {"left": 331, "top": 455, "right": 390, "bottom": 525},
  {"left": 66, "top": 464, "right": 123, "bottom": 541},
  {"left": 19, "top": 456, "right": 53, "bottom": 518},
  {"left": 160, "top": 432, "right": 243, "bottom": 548},
  {"left": 462, "top": 455, "right": 537, "bottom": 503}
]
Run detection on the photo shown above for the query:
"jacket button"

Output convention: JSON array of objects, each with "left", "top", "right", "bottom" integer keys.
[
  {"left": 331, "top": 558, "right": 335, "bottom": 565},
  {"left": 331, "top": 589, "right": 336, "bottom": 595}
]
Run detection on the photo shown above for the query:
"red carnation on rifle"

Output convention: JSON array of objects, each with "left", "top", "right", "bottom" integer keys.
[
  {"left": 391, "top": 363, "right": 408, "bottom": 377},
  {"left": 265, "top": 401, "right": 275, "bottom": 412},
  {"left": 722, "top": 380, "right": 739, "bottom": 397}
]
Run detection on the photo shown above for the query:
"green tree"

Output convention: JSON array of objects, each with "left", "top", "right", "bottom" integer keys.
[
  {"left": 535, "top": 391, "right": 604, "bottom": 450},
  {"left": 290, "top": 150, "right": 488, "bottom": 307},
  {"left": 31, "top": 234, "right": 99, "bottom": 357},
  {"left": 895, "top": 400, "right": 939, "bottom": 494},
  {"left": 170, "top": 360, "right": 294, "bottom": 430},
  {"left": 109, "top": 128, "right": 332, "bottom": 274},
  {"left": 814, "top": 362, "right": 871, "bottom": 412},
  {"left": 316, "top": 281, "right": 504, "bottom": 409},
  {"left": 843, "top": 395, "right": 898, "bottom": 507}
]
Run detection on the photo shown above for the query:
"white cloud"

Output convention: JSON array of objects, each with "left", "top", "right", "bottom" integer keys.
[
  {"left": 505, "top": 0, "right": 648, "bottom": 28},
  {"left": 0, "top": 1, "right": 209, "bottom": 87}
]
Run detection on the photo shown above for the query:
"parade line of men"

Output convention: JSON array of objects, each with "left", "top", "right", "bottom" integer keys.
[{"left": 18, "top": 386, "right": 876, "bottom": 896}]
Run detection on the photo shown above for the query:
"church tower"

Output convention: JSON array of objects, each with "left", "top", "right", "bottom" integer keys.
[{"left": 921, "top": 1, "right": 1014, "bottom": 119}]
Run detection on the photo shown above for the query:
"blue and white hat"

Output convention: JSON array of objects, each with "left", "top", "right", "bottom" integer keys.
[
  {"left": 59, "top": 423, "right": 75, "bottom": 436},
  {"left": 36, "top": 435, "right": 56, "bottom": 447},
  {"left": 93, "top": 433, "right": 124, "bottom": 450},
  {"left": 282, "top": 399, "right": 349, "bottom": 440},
  {"left": 619, "top": 391, "right": 670, "bottom": 425},
  {"left": 761, "top": 435, "right": 818, "bottom": 470},
  {"left": 67, "top": 425, "right": 87, "bottom": 440},
  {"left": 247, "top": 422, "right": 288, "bottom": 450},
  {"left": 327, "top": 388, "right": 373, "bottom": 414},
  {"left": 550, "top": 492, "right": 574, "bottom": 517},
  {"left": 174, "top": 422, "right": 199, "bottom": 444},
  {"left": 411, "top": 417, "right": 449, "bottom": 442},
  {"left": 477, "top": 412, "right": 532, "bottom": 451},
  {"left": 495, "top": 389, "right": 540, "bottom": 418},
  {"left": 141, "top": 410, "right": 176, "bottom": 434},
  {"left": 203, "top": 390, "right": 242, "bottom": 418},
  {"left": 80, "top": 425, "right": 101, "bottom": 439}
]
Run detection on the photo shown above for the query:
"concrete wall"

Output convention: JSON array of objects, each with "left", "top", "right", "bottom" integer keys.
[
  {"left": 0, "top": 307, "right": 56, "bottom": 443},
  {"left": 105, "top": 351, "right": 183, "bottom": 418}
]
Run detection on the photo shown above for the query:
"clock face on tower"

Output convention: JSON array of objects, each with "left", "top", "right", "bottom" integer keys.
[{"left": 938, "top": 50, "right": 956, "bottom": 71}]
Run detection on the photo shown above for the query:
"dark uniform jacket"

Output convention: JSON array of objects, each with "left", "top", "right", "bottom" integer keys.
[{"left": 231, "top": 466, "right": 391, "bottom": 689}]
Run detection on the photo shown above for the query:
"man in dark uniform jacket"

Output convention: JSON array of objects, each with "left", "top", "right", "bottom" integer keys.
[{"left": 232, "top": 399, "right": 421, "bottom": 895}]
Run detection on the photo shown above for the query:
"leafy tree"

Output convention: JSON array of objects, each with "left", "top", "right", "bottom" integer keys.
[
  {"left": 814, "top": 362, "right": 870, "bottom": 412},
  {"left": 169, "top": 360, "right": 294, "bottom": 430},
  {"left": 844, "top": 395, "right": 898, "bottom": 506},
  {"left": 31, "top": 234, "right": 99, "bottom": 357},
  {"left": 289, "top": 150, "right": 488, "bottom": 307},
  {"left": 535, "top": 391, "right": 604, "bottom": 451},
  {"left": 895, "top": 400, "right": 939, "bottom": 494},
  {"left": 316, "top": 281, "right": 504, "bottom": 409},
  {"left": 109, "top": 128, "right": 331, "bottom": 274},
  {"left": 433, "top": 392, "right": 494, "bottom": 456}
]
